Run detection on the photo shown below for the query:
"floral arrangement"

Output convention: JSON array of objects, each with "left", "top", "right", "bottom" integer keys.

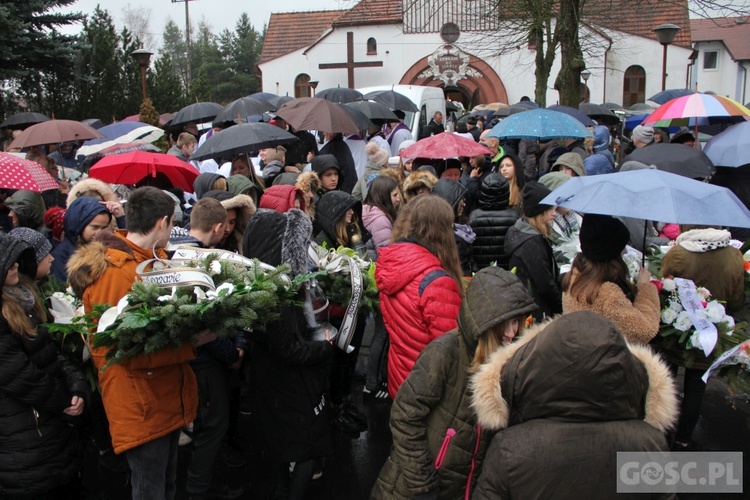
[
  {"left": 649, "top": 277, "right": 749, "bottom": 394},
  {"left": 743, "top": 249, "right": 750, "bottom": 297},
  {"left": 310, "top": 244, "right": 379, "bottom": 316}
]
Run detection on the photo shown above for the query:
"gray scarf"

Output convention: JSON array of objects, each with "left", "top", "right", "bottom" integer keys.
[{"left": 4, "top": 285, "right": 36, "bottom": 314}]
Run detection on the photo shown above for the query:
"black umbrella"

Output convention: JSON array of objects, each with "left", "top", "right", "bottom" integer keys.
[
  {"left": 579, "top": 103, "right": 620, "bottom": 126},
  {"left": 190, "top": 122, "right": 298, "bottom": 162},
  {"left": 621, "top": 143, "right": 714, "bottom": 179},
  {"left": 548, "top": 105, "right": 596, "bottom": 127},
  {"left": 603, "top": 102, "right": 624, "bottom": 111},
  {"left": 268, "top": 95, "right": 294, "bottom": 109},
  {"left": 214, "top": 97, "right": 275, "bottom": 123},
  {"left": 363, "top": 90, "right": 418, "bottom": 112},
  {"left": 1, "top": 112, "right": 51, "bottom": 129},
  {"left": 345, "top": 100, "right": 398, "bottom": 124},
  {"left": 317, "top": 87, "right": 363, "bottom": 104},
  {"left": 337, "top": 103, "right": 373, "bottom": 131},
  {"left": 493, "top": 105, "right": 530, "bottom": 117},
  {"left": 648, "top": 88, "right": 696, "bottom": 105},
  {"left": 171, "top": 102, "right": 223, "bottom": 127},
  {"left": 80, "top": 118, "right": 106, "bottom": 130}
]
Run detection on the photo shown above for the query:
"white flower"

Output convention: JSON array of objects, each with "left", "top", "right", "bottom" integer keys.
[
  {"left": 52, "top": 291, "right": 65, "bottom": 299},
  {"left": 674, "top": 311, "right": 693, "bottom": 332},
  {"left": 65, "top": 286, "right": 75, "bottom": 296},
  {"left": 661, "top": 308, "right": 678, "bottom": 325},
  {"left": 194, "top": 286, "right": 207, "bottom": 303},
  {"left": 720, "top": 315, "right": 735, "bottom": 332},
  {"left": 157, "top": 287, "right": 177, "bottom": 302},
  {"left": 63, "top": 294, "right": 76, "bottom": 304},
  {"left": 705, "top": 301, "right": 726, "bottom": 323},
  {"left": 206, "top": 282, "right": 235, "bottom": 299},
  {"left": 696, "top": 287, "right": 711, "bottom": 300},
  {"left": 662, "top": 279, "right": 676, "bottom": 292},
  {"left": 668, "top": 300, "right": 683, "bottom": 312},
  {"left": 209, "top": 260, "right": 222, "bottom": 276},
  {"left": 688, "top": 331, "right": 704, "bottom": 350}
]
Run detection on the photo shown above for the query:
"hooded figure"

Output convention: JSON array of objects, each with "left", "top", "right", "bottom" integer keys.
[
  {"left": 311, "top": 155, "right": 343, "bottom": 194},
  {"left": 314, "top": 191, "right": 369, "bottom": 249},
  {"left": 0, "top": 233, "right": 89, "bottom": 497},
  {"left": 372, "top": 268, "right": 537, "bottom": 500},
  {"left": 469, "top": 173, "right": 521, "bottom": 270},
  {"left": 50, "top": 196, "right": 111, "bottom": 283},
  {"left": 432, "top": 178, "right": 477, "bottom": 276},
  {"left": 65, "top": 177, "right": 118, "bottom": 207},
  {"left": 193, "top": 173, "right": 226, "bottom": 199},
  {"left": 6, "top": 190, "right": 47, "bottom": 235},
  {"left": 471, "top": 312, "right": 678, "bottom": 500},
  {"left": 295, "top": 171, "right": 321, "bottom": 220},
  {"left": 226, "top": 174, "right": 263, "bottom": 205},
  {"left": 402, "top": 170, "right": 438, "bottom": 202},
  {"left": 259, "top": 185, "right": 305, "bottom": 214},
  {"left": 319, "top": 133, "right": 358, "bottom": 194},
  {"left": 217, "top": 194, "right": 256, "bottom": 254},
  {"left": 591, "top": 125, "right": 616, "bottom": 169},
  {"left": 241, "top": 208, "right": 335, "bottom": 494}
]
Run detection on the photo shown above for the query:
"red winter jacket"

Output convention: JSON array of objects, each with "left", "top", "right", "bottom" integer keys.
[
  {"left": 375, "top": 241, "right": 462, "bottom": 398},
  {"left": 259, "top": 185, "right": 305, "bottom": 213}
]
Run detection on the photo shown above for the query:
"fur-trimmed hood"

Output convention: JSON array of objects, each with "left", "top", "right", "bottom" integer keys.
[
  {"left": 295, "top": 171, "right": 321, "bottom": 218},
  {"left": 66, "top": 177, "right": 118, "bottom": 207},
  {"left": 402, "top": 170, "right": 438, "bottom": 202},
  {"left": 66, "top": 229, "right": 133, "bottom": 298},
  {"left": 470, "top": 311, "right": 678, "bottom": 434}
]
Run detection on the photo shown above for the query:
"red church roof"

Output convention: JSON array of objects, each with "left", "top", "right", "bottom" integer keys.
[{"left": 259, "top": 10, "right": 346, "bottom": 64}]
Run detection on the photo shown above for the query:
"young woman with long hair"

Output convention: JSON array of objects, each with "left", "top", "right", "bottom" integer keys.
[
  {"left": 0, "top": 233, "right": 88, "bottom": 497},
  {"left": 361, "top": 175, "right": 401, "bottom": 399},
  {"left": 498, "top": 153, "right": 525, "bottom": 208},
  {"left": 562, "top": 213, "right": 660, "bottom": 345},
  {"left": 505, "top": 182, "right": 561, "bottom": 321},
  {"left": 372, "top": 267, "right": 537, "bottom": 500},
  {"left": 375, "top": 195, "right": 464, "bottom": 399}
]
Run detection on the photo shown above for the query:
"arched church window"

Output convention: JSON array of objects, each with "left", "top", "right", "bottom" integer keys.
[
  {"left": 367, "top": 37, "right": 377, "bottom": 55},
  {"left": 295, "top": 73, "right": 311, "bottom": 98},
  {"left": 623, "top": 65, "right": 646, "bottom": 108}
]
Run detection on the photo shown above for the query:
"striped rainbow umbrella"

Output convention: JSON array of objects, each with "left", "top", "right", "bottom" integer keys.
[{"left": 642, "top": 93, "right": 750, "bottom": 128}]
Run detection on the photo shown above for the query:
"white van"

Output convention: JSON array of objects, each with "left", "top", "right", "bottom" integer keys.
[{"left": 358, "top": 85, "right": 446, "bottom": 140}]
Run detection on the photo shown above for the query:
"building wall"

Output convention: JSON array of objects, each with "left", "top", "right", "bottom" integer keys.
[
  {"left": 690, "top": 41, "right": 744, "bottom": 100},
  {"left": 259, "top": 23, "right": 694, "bottom": 107}
]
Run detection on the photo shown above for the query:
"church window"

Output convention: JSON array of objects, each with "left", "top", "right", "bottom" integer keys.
[
  {"left": 622, "top": 65, "right": 646, "bottom": 108},
  {"left": 295, "top": 73, "right": 311, "bottom": 98},
  {"left": 367, "top": 37, "right": 377, "bottom": 55}
]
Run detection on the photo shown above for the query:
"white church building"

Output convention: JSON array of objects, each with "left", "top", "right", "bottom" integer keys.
[{"left": 258, "top": 0, "right": 694, "bottom": 108}]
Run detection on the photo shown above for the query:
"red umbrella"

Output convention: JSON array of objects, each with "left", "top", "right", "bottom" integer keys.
[
  {"left": 0, "top": 152, "right": 60, "bottom": 192},
  {"left": 399, "top": 132, "right": 491, "bottom": 159},
  {"left": 87, "top": 151, "right": 199, "bottom": 192},
  {"left": 9, "top": 120, "right": 105, "bottom": 148}
]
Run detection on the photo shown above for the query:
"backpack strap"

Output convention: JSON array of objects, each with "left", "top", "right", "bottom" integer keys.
[{"left": 419, "top": 269, "right": 451, "bottom": 297}]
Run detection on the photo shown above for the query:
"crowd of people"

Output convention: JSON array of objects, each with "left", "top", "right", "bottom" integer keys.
[{"left": 0, "top": 96, "right": 746, "bottom": 500}]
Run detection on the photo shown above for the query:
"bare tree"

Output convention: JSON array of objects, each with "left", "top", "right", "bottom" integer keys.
[{"left": 121, "top": 5, "right": 157, "bottom": 52}]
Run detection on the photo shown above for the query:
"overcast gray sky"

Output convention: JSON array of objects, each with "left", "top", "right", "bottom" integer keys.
[{"left": 60, "top": 0, "right": 351, "bottom": 48}]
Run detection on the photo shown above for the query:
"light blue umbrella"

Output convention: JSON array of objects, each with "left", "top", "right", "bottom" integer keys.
[
  {"left": 703, "top": 121, "right": 750, "bottom": 168},
  {"left": 540, "top": 169, "right": 750, "bottom": 228},
  {"left": 487, "top": 108, "right": 594, "bottom": 141}
]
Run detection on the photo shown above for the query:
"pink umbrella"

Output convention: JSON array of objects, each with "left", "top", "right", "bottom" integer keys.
[
  {"left": 399, "top": 132, "right": 491, "bottom": 159},
  {"left": 88, "top": 151, "right": 199, "bottom": 192},
  {"left": 0, "top": 152, "right": 60, "bottom": 192}
]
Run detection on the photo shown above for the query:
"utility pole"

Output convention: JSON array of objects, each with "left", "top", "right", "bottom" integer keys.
[{"left": 171, "top": 0, "right": 196, "bottom": 93}]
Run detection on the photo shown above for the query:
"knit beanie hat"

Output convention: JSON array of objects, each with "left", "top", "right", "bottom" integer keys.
[
  {"left": 9, "top": 227, "right": 52, "bottom": 264},
  {"left": 366, "top": 142, "right": 390, "bottom": 167},
  {"left": 522, "top": 181, "right": 553, "bottom": 218},
  {"left": 579, "top": 213, "right": 630, "bottom": 262},
  {"left": 43, "top": 206, "right": 66, "bottom": 241},
  {"left": 632, "top": 125, "right": 654, "bottom": 145},
  {"left": 553, "top": 152, "right": 586, "bottom": 177}
]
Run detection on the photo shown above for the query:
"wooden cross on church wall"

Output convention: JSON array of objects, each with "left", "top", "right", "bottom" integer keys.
[{"left": 319, "top": 32, "right": 383, "bottom": 88}]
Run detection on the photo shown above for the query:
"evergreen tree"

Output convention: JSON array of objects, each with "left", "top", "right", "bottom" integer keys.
[
  {"left": 150, "top": 53, "right": 186, "bottom": 113},
  {"left": 162, "top": 20, "right": 189, "bottom": 89},
  {"left": 190, "top": 65, "right": 211, "bottom": 102}
]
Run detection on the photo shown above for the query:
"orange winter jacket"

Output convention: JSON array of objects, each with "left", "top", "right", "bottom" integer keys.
[{"left": 67, "top": 230, "right": 198, "bottom": 454}]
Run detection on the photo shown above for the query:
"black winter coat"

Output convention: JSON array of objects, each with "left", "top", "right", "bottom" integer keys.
[
  {"left": 469, "top": 174, "right": 520, "bottom": 270},
  {"left": 433, "top": 179, "right": 477, "bottom": 276},
  {"left": 0, "top": 319, "right": 88, "bottom": 497},
  {"left": 314, "top": 191, "right": 370, "bottom": 249},
  {"left": 504, "top": 218, "right": 561, "bottom": 321}
]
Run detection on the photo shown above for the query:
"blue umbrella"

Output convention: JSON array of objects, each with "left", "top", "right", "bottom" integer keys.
[
  {"left": 487, "top": 108, "right": 594, "bottom": 141},
  {"left": 624, "top": 113, "right": 648, "bottom": 131},
  {"left": 548, "top": 105, "right": 596, "bottom": 127},
  {"left": 540, "top": 169, "right": 750, "bottom": 228},
  {"left": 648, "top": 88, "right": 696, "bottom": 105},
  {"left": 703, "top": 121, "right": 750, "bottom": 168}
]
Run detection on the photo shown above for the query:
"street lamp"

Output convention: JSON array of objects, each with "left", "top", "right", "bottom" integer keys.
[
  {"left": 130, "top": 49, "right": 153, "bottom": 101},
  {"left": 653, "top": 23, "right": 681, "bottom": 91},
  {"left": 309, "top": 80, "right": 319, "bottom": 97},
  {"left": 580, "top": 69, "right": 591, "bottom": 103}
]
